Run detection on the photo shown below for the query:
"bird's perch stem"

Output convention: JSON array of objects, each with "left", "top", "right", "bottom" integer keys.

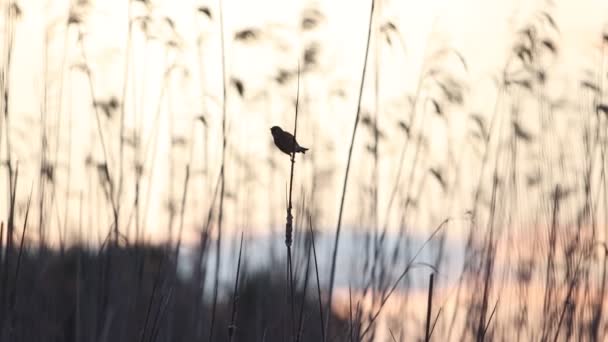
[
  {"left": 285, "top": 64, "right": 300, "bottom": 248},
  {"left": 286, "top": 154, "right": 295, "bottom": 245},
  {"left": 284, "top": 63, "right": 300, "bottom": 342}
]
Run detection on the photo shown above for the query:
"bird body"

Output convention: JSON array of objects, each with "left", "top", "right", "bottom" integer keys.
[{"left": 270, "top": 126, "right": 309, "bottom": 155}]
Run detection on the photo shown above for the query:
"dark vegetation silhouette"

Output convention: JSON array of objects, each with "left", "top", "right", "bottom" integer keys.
[{"left": 0, "top": 245, "right": 353, "bottom": 341}]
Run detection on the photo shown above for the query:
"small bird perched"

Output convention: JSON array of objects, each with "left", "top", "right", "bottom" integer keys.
[{"left": 270, "top": 126, "right": 309, "bottom": 155}]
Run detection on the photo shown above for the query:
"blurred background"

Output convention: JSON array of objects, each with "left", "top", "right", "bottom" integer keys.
[{"left": 1, "top": 0, "right": 608, "bottom": 340}]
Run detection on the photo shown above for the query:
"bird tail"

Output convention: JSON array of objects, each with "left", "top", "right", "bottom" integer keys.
[{"left": 299, "top": 147, "right": 309, "bottom": 154}]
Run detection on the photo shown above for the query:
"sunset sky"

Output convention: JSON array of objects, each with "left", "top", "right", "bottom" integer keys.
[{"left": 3, "top": 2, "right": 608, "bottom": 340}]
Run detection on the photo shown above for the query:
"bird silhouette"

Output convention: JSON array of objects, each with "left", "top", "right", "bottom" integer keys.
[{"left": 270, "top": 126, "right": 309, "bottom": 155}]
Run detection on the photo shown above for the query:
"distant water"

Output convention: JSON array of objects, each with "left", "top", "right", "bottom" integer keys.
[{"left": 176, "top": 229, "right": 466, "bottom": 298}]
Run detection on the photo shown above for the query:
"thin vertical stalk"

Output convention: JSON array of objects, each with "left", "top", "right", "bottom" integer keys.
[
  {"left": 227, "top": 233, "right": 244, "bottom": 342},
  {"left": 209, "top": 0, "right": 228, "bottom": 338},
  {"left": 78, "top": 30, "right": 119, "bottom": 243},
  {"left": 285, "top": 65, "right": 301, "bottom": 342},
  {"left": 296, "top": 238, "right": 312, "bottom": 342},
  {"left": 2, "top": 0, "right": 16, "bottom": 224},
  {"left": 0, "top": 164, "right": 17, "bottom": 328},
  {"left": 308, "top": 217, "right": 326, "bottom": 342},
  {"left": 370, "top": 0, "right": 381, "bottom": 295},
  {"left": 325, "top": 0, "right": 375, "bottom": 337},
  {"left": 118, "top": 4, "right": 133, "bottom": 212},
  {"left": 174, "top": 165, "right": 190, "bottom": 259},
  {"left": 425, "top": 273, "right": 435, "bottom": 342},
  {"left": 6, "top": 183, "right": 32, "bottom": 340}
]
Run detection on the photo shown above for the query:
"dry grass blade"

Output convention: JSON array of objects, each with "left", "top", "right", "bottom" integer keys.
[
  {"left": 359, "top": 220, "right": 447, "bottom": 340},
  {"left": 308, "top": 217, "right": 326, "bottom": 342},
  {"left": 481, "top": 298, "right": 499, "bottom": 340},
  {"left": 227, "top": 232, "right": 245, "bottom": 342},
  {"left": 388, "top": 328, "right": 398, "bottom": 342},
  {"left": 428, "top": 307, "right": 443, "bottom": 339}
]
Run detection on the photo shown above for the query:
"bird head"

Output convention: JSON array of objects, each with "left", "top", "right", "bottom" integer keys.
[{"left": 270, "top": 126, "right": 282, "bottom": 137}]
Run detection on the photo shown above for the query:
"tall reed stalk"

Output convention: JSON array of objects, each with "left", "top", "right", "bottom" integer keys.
[
  {"left": 209, "top": 0, "right": 228, "bottom": 338},
  {"left": 284, "top": 65, "right": 301, "bottom": 341},
  {"left": 325, "top": 0, "right": 375, "bottom": 338}
]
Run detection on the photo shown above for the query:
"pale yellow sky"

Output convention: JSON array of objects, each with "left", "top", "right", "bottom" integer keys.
[{"left": 1, "top": 0, "right": 607, "bottom": 244}]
